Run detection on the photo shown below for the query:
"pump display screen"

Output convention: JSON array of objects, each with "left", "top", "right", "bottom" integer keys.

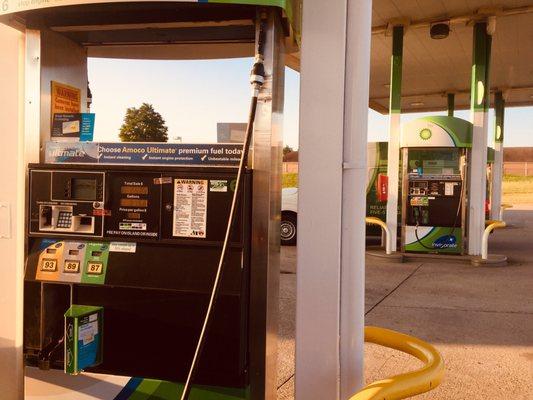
[
  {"left": 72, "top": 178, "right": 97, "bottom": 200},
  {"left": 407, "top": 148, "right": 461, "bottom": 175},
  {"left": 120, "top": 198, "right": 149, "bottom": 208},
  {"left": 105, "top": 173, "right": 161, "bottom": 239},
  {"left": 121, "top": 186, "right": 149, "bottom": 195}
]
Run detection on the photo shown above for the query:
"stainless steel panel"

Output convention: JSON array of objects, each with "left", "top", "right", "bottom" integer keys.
[{"left": 249, "top": 8, "right": 284, "bottom": 400}]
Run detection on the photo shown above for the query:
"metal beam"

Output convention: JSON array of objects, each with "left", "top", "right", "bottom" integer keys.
[
  {"left": 468, "top": 21, "right": 492, "bottom": 255},
  {"left": 296, "top": 0, "right": 346, "bottom": 395},
  {"left": 249, "top": 9, "right": 284, "bottom": 400},
  {"left": 491, "top": 91, "right": 505, "bottom": 220},
  {"left": 447, "top": 93, "right": 455, "bottom": 117},
  {"left": 0, "top": 24, "right": 25, "bottom": 400},
  {"left": 59, "top": 25, "right": 255, "bottom": 46},
  {"left": 296, "top": 0, "right": 372, "bottom": 398},
  {"left": 385, "top": 25, "right": 403, "bottom": 253},
  {"left": 371, "top": 4, "right": 533, "bottom": 35},
  {"left": 340, "top": 0, "right": 372, "bottom": 397}
]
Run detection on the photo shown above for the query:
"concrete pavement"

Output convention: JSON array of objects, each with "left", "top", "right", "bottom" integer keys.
[{"left": 276, "top": 206, "right": 533, "bottom": 399}]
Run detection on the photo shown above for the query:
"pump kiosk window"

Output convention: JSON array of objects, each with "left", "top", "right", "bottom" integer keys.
[
  {"left": 0, "top": 1, "right": 293, "bottom": 399},
  {"left": 400, "top": 116, "right": 473, "bottom": 254}
]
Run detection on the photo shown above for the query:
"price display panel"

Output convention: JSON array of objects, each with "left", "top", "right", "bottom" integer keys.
[{"left": 104, "top": 173, "right": 161, "bottom": 240}]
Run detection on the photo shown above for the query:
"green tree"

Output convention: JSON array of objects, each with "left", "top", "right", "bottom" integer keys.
[
  {"left": 119, "top": 103, "right": 168, "bottom": 142},
  {"left": 283, "top": 145, "right": 294, "bottom": 156}
]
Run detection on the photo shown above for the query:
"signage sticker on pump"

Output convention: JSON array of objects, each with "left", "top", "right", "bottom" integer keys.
[
  {"left": 51, "top": 113, "right": 95, "bottom": 141},
  {"left": 173, "top": 179, "right": 208, "bottom": 238}
]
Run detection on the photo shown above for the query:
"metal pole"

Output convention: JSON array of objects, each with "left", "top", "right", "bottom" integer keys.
[
  {"left": 249, "top": 9, "right": 284, "bottom": 400},
  {"left": 296, "top": 0, "right": 346, "bottom": 398},
  {"left": 340, "top": 0, "right": 372, "bottom": 397},
  {"left": 385, "top": 25, "right": 404, "bottom": 253},
  {"left": 447, "top": 93, "right": 455, "bottom": 117},
  {"left": 296, "top": 0, "right": 372, "bottom": 398},
  {"left": 468, "top": 22, "right": 492, "bottom": 255},
  {"left": 491, "top": 91, "right": 505, "bottom": 220},
  {"left": 0, "top": 25, "right": 26, "bottom": 400}
]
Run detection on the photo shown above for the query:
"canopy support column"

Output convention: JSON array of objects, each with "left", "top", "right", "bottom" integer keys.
[
  {"left": 468, "top": 21, "right": 492, "bottom": 255},
  {"left": 296, "top": 0, "right": 372, "bottom": 399},
  {"left": 340, "top": 0, "right": 372, "bottom": 397},
  {"left": 0, "top": 25, "right": 25, "bottom": 400},
  {"left": 385, "top": 25, "right": 404, "bottom": 253},
  {"left": 447, "top": 93, "right": 455, "bottom": 117},
  {"left": 491, "top": 91, "right": 505, "bottom": 220}
]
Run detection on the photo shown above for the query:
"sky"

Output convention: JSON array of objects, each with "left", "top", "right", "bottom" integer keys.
[{"left": 89, "top": 57, "right": 533, "bottom": 148}]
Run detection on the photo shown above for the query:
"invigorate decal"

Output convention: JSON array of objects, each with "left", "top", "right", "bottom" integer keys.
[{"left": 404, "top": 226, "right": 462, "bottom": 254}]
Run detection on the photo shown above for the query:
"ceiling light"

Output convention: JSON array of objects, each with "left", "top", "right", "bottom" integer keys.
[
  {"left": 430, "top": 22, "right": 450, "bottom": 39},
  {"left": 410, "top": 101, "right": 425, "bottom": 107}
]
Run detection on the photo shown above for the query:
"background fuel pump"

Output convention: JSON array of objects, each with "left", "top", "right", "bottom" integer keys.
[{"left": 400, "top": 116, "right": 472, "bottom": 254}]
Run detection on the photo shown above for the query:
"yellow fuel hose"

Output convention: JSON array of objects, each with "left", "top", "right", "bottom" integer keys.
[{"left": 350, "top": 326, "right": 444, "bottom": 400}]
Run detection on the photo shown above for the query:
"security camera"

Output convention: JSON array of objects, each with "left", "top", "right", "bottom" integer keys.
[{"left": 430, "top": 22, "right": 450, "bottom": 39}]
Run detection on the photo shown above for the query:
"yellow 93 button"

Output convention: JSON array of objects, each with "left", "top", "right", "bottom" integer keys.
[{"left": 41, "top": 259, "right": 57, "bottom": 272}]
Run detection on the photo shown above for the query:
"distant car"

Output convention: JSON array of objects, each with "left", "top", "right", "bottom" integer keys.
[{"left": 281, "top": 187, "right": 298, "bottom": 246}]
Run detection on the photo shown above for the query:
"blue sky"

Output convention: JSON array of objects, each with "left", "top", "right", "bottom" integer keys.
[{"left": 89, "top": 57, "right": 533, "bottom": 148}]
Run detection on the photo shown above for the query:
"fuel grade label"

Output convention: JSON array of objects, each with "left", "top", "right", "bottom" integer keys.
[{"left": 173, "top": 179, "right": 207, "bottom": 238}]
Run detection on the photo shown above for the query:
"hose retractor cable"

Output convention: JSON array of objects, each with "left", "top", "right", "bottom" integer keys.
[{"left": 179, "top": 17, "right": 267, "bottom": 400}]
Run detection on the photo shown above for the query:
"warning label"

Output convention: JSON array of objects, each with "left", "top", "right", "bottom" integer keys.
[{"left": 173, "top": 179, "right": 208, "bottom": 238}]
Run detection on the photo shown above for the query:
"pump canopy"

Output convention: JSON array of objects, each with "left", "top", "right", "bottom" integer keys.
[
  {"left": 0, "top": 0, "right": 301, "bottom": 60},
  {"left": 401, "top": 116, "right": 473, "bottom": 149}
]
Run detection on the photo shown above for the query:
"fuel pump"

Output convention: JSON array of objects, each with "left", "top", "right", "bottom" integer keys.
[
  {"left": 26, "top": 163, "right": 253, "bottom": 387},
  {"left": 7, "top": 2, "right": 293, "bottom": 399},
  {"left": 400, "top": 116, "right": 473, "bottom": 254}
]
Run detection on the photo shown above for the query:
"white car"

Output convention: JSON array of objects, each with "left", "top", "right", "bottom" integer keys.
[
  {"left": 281, "top": 187, "right": 298, "bottom": 246},
  {"left": 281, "top": 142, "right": 387, "bottom": 245}
]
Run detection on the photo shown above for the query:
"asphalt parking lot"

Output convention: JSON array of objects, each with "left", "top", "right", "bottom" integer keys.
[{"left": 276, "top": 206, "right": 533, "bottom": 399}]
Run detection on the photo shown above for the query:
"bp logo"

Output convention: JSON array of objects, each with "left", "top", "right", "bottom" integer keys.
[{"left": 419, "top": 128, "right": 432, "bottom": 140}]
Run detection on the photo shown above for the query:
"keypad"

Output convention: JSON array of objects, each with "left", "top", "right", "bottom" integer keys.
[{"left": 57, "top": 211, "right": 73, "bottom": 228}]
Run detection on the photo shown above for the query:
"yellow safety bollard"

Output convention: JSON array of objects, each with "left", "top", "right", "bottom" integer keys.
[
  {"left": 365, "top": 217, "right": 392, "bottom": 255},
  {"left": 482, "top": 220, "right": 506, "bottom": 260},
  {"left": 350, "top": 326, "right": 444, "bottom": 400}
]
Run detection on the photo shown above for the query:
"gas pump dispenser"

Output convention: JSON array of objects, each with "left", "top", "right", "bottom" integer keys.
[
  {"left": 400, "top": 116, "right": 473, "bottom": 254},
  {"left": 0, "top": 1, "right": 294, "bottom": 399},
  {"left": 26, "top": 163, "right": 253, "bottom": 386}
]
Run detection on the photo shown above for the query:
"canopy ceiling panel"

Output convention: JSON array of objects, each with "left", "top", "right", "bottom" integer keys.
[
  {"left": 370, "top": 0, "right": 533, "bottom": 113},
  {"left": 0, "top": 1, "right": 301, "bottom": 60}
]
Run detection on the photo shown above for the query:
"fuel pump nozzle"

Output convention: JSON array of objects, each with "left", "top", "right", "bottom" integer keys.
[{"left": 38, "top": 336, "right": 64, "bottom": 370}]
